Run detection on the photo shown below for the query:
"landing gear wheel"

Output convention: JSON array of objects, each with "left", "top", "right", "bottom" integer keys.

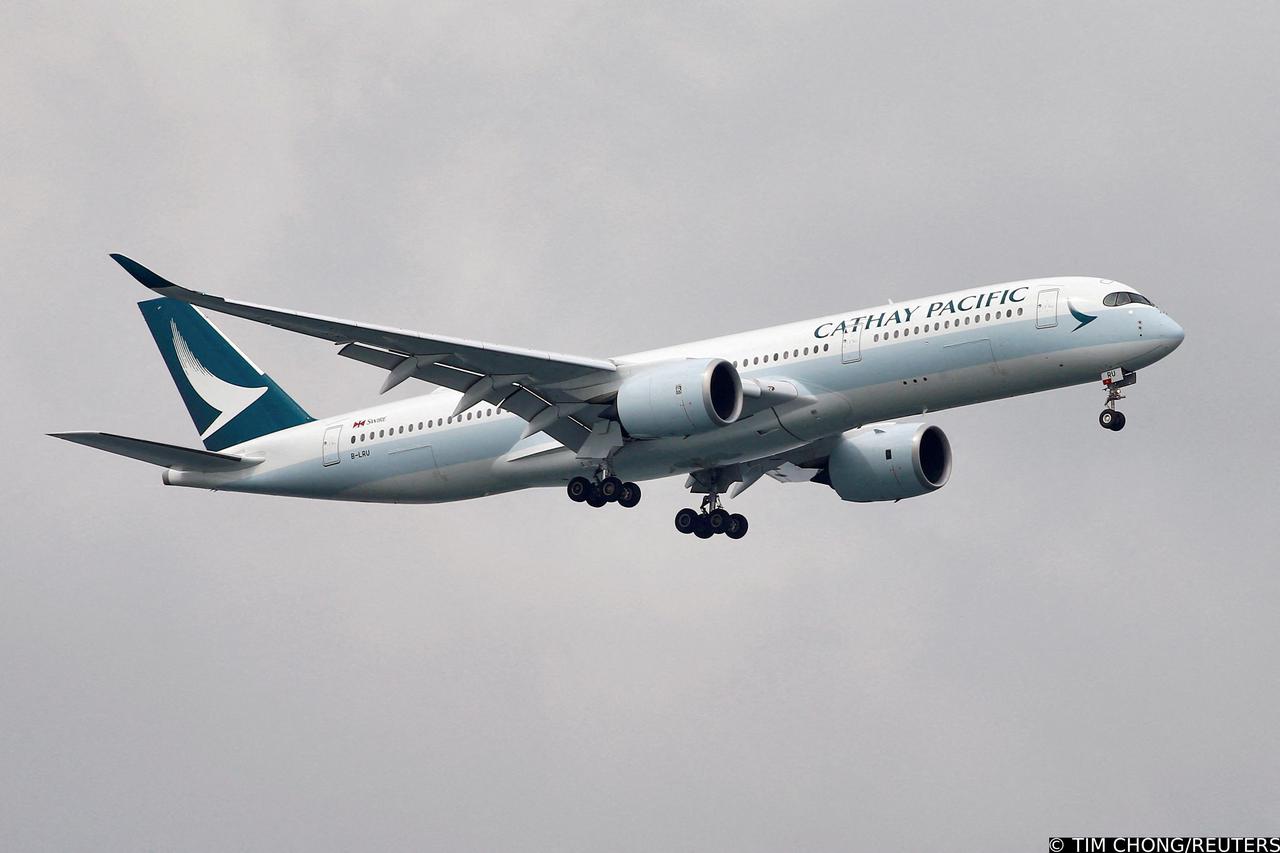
[
  {"left": 694, "top": 516, "right": 714, "bottom": 539},
  {"left": 674, "top": 508, "right": 699, "bottom": 534},
  {"left": 708, "top": 508, "right": 730, "bottom": 534},
  {"left": 1099, "top": 409, "right": 1119, "bottom": 430},
  {"left": 567, "top": 476, "right": 592, "bottom": 502},
  {"left": 617, "top": 482, "right": 642, "bottom": 508},
  {"left": 599, "top": 476, "right": 623, "bottom": 502},
  {"left": 1110, "top": 411, "right": 1126, "bottom": 431},
  {"left": 586, "top": 487, "right": 608, "bottom": 508},
  {"left": 725, "top": 514, "right": 748, "bottom": 539}
]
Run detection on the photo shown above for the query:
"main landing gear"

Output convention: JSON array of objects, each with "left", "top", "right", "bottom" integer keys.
[
  {"left": 567, "top": 473, "right": 642, "bottom": 509},
  {"left": 1098, "top": 368, "right": 1137, "bottom": 432},
  {"left": 674, "top": 493, "right": 748, "bottom": 540}
]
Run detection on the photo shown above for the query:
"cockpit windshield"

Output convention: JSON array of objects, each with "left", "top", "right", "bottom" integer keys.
[{"left": 1103, "top": 291, "right": 1154, "bottom": 307}]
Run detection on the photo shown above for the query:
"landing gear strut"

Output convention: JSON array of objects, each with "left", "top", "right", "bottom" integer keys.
[
  {"left": 1098, "top": 368, "right": 1136, "bottom": 432},
  {"left": 566, "top": 469, "right": 641, "bottom": 509},
  {"left": 674, "top": 490, "right": 748, "bottom": 540}
]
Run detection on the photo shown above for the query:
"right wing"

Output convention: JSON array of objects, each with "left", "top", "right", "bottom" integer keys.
[{"left": 110, "top": 255, "right": 620, "bottom": 451}]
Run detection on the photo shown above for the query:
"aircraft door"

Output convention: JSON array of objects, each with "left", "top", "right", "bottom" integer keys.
[
  {"left": 841, "top": 323, "right": 862, "bottom": 364},
  {"left": 1036, "top": 288, "right": 1059, "bottom": 329},
  {"left": 322, "top": 424, "right": 343, "bottom": 466}
]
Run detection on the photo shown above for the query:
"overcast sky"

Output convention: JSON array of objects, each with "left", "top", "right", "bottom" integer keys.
[{"left": 4, "top": 2, "right": 1279, "bottom": 850}]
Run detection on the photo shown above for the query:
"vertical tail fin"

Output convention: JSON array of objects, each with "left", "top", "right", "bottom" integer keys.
[{"left": 138, "top": 298, "right": 313, "bottom": 451}]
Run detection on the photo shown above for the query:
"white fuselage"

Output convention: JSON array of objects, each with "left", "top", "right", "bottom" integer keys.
[{"left": 164, "top": 276, "right": 1184, "bottom": 502}]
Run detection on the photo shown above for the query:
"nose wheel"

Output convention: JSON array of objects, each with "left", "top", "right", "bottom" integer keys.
[{"left": 1099, "top": 408, "right": 1126, "bottom": 431}]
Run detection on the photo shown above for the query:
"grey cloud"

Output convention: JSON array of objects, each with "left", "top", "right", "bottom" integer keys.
[{"left": 2, "top": 2, "right": 1277, "bottom": 850}]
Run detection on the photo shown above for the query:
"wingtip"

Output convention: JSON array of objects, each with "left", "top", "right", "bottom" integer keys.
[
  {"left": 109, "top": 253, "right": 177, "bottom": 290},
  {"left": 48, "top": 431, "right": 93, "bottom": 445}
]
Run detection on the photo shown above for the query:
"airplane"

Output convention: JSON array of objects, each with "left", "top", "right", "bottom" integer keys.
[{"left": 53, "top": 255, "right": 1185, "bottom": 540}]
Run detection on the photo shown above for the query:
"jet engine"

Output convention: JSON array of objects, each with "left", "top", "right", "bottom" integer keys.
[
  {"left": 616, "top": 358, "right": 743, "bottom": 438},
  {"left": 824, "top": 423, "right": 952, "bottom": 502}
]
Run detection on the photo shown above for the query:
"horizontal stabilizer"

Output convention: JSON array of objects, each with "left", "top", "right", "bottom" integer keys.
[{"left": 49, "top": 432, "right": 263, "bottom": 471}]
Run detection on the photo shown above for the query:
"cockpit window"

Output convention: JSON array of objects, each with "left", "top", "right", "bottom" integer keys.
[{"left": 1103, "top": 291, "right": 1155, "bottom": 307}]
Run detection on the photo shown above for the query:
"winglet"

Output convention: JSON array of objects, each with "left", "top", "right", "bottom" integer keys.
[{"left": 110, "top": 253, "right": 178, "bottom": 291}]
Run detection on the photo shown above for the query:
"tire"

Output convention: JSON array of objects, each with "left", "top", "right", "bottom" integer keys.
[
  {"left": 599, "top": 476, "right": 623, "bottom": 501},
  {"left": 1111, "top": 411, "right": 1126, "bottom": 431},
  {"left": 617, "top": 482, "right": 642, "bottom": 508},
  {"left": 1099, "top": 410, "right": 1117, "bottom": 430},
  {"left": 708, "top": 508, "right": 730, "bottom": 533},
  {"left": 674, "top": 508, "right": 699, "bottom": 534},
  {"left": 694, "top": 516, "right": 714, "bottom": 539},
  {"left": 567, "top": 476, "right": 592, "bottom": 502},
  {"left": 586, "top": 487, "right": 608, "bottom": 508},
  {"left": 726, "top": 514, "right": 748, "bottom": 540}
]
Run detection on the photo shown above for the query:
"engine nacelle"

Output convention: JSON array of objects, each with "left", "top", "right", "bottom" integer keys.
[
  {"left": 825, "top": 423, "right": 952, "bottom": 502},
  {"left": 616, "top": 358, "right": 743, "bottom": 438}
]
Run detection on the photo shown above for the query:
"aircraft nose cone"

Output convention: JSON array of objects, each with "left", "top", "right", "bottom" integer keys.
[{"left": 1162, "top": 315, "right": 1185, "bottom": 351}]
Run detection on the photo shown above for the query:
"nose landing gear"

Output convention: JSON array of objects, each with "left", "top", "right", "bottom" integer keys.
[{"left": 1098, "top": 368, "right": 1136, "bottom": 431}]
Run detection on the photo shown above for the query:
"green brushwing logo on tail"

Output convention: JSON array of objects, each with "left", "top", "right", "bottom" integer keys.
[
  {"left": 1068, "top": 300, "right": 1097, "bottom": 331},
  {"left": 139, "top": 298, "right": 313, "bottom": 451}
]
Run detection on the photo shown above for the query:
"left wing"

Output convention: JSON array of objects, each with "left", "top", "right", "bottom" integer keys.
[{"left": 110, "top": 255, "right": 619, "bottom": 451}]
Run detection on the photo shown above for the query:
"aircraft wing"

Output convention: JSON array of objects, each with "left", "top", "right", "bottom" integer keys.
[{"left": 110, "top": 255, "right": 618, "bottom": 451}]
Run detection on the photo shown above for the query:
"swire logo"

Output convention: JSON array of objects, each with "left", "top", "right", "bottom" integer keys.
[{"left": 352, "top": 420, "right": 367, "bottom": 427}]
